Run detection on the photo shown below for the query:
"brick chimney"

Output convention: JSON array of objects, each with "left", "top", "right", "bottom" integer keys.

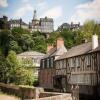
[
  {"left": 92, "top": 33, "right": 99, "bottom": 50},
  {"left": 56, "top": 37, "right": 64, "bottom": 49},
  {"left": 47, "top": 44, "right": 53, "bottom": 53}
]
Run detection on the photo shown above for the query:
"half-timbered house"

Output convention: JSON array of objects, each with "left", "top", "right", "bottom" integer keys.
[
  {"left": 39, "top": 37, "right": 67, "bottom": 89},
  {"left": 55, "top": 34, "right": 100, "bottom": 99}
]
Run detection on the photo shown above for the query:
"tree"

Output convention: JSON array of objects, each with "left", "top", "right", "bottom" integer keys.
[
  {"left": 74, "top": 20, "right": 100, "bottom": 45},
  {"left": 0, "top": 30, "right": 13, "bottom": 56},
  {"left": 6, "top": 50, "right": 34, "bottom": 85},
  {"left": 0, "top": 55, "right": 8, "bottom": 83},
  {"left": 6, "top": 50, "right": 19, "bottom": 83},
  {"left": 33, "top": 36, "right": 46, "bottom": 53},
  {"left": 60, "top": 29, "right": 75, "bottom": 48},
  {"left": 82, "top": 20, "right": 95, "bottom": 40},
  {"left": 47, "top": 32, "right": 60, "bottom": 44},
  {"left": 9, "top": 40, "right": 22, "bottom": 53}
]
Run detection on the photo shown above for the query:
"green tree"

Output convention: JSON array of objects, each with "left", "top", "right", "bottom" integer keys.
[
  {"left": 0, "top": 30, "right": 13, "bottom": 56},
  {"left": 33, "top": 36, "right": 46, "bottom": 53},
  {"left": 6, "top": 50, "right": 34, "bottom": 85},
  {"left": 60, "top": 29, "right": 75, "bottom": 48},
  {"left": 0, "top": 55, "right": 8, "bottom": 83},
  {"left": 47, "top": 32, "right": 60, "bottom": 44},
  {"left": 82, "top": 20, "right": 95, "bottom": 40}
]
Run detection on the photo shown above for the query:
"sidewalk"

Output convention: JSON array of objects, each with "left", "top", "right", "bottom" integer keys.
[{"left": 0, "top": 93, "right": 20, "bottom": 100}]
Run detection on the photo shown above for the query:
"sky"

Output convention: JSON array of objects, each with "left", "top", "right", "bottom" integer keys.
[{"left": 0, "top": 0, "right": 100, "bottom": 29}]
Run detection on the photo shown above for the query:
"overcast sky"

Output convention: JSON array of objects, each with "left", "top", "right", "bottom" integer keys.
[{"left": 0, "top": 0, "right": 100, "bottom": 29}]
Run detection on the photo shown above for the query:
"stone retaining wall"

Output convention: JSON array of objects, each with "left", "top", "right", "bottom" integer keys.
[{"left": 0, "top": 83, "right": 72, "bottom": 100}]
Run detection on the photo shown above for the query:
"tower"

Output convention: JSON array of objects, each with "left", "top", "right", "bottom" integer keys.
[{"left": 33, "top": 10, "right": 37, "bottom": 20}]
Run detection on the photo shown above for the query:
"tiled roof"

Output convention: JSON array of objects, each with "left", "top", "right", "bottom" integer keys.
[
  {"left": 56, "top": 40, "right": 100, "bottom": 60},
  {"left": 18, "top": 51, "right": 45, "bottom": 56},
  {"left": 43, "top": 45, "right": 67, "bottom": 59}
]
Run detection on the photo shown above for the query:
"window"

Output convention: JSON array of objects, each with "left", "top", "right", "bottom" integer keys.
[
  {"left": 47, "top": 59, "right": 49, "bottom": 68},
  {"left": 42, "top": 60, "right": 44, "bottom": 68},
  {"left": 51, "top": 58, "right": 54, "bottom": 68},
  {"left": 76, "top": 57, "right": 80, "bottom": 67},
  {"left": 69, "top": 58, "right": 74, "bottom": 67}
]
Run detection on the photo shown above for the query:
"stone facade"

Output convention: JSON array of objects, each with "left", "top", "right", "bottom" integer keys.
[
  {"left": 29, "top": 10, "right": 54, "bottom": 37},
  {"left": 9, "top": 18, "right": 28, "bottom": 30}
]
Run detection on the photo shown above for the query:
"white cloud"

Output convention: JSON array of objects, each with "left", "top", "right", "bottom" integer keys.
[
  {"left": 22, "top": 0, "right": 29, "bottom": 3},
  {"left": 37, "top": 2, "right": 47, "bottom": 10},
  {"left": 0, "top": 0, "right": 8, "bottom": 7},
  {"left": 14, "top": 4, "right": 33, "bottom": 18},
  {"left": 68, "top": 0, "right": 100, "bottom": 24},
  {"left": 41, "top": 6, "right": 63, "bottom": 19}
]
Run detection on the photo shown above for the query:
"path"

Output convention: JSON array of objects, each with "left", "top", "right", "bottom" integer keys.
[{"left": 0, "top": 94, "right": 20, "bottom": 100}]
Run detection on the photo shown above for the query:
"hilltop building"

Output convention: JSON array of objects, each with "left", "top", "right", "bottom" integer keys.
[
  {"left": 9, "top": 18, "right": 29, "bottom": 30},
  {"left": 29, "top": 10, "right": 54, "bottom": 38},
  {"left": 0, "top": 16, "right": 9, "bottom": 30},
  {"left": 58, "top": 22, "right": 80, "bottom": 31},
  {"left": 29, "top": 10, "right": 40, "bottom": 32}
]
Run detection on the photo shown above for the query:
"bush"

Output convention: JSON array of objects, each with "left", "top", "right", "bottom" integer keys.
[{"left": 33, "top": 80, "right": 39, "bottom": 87}]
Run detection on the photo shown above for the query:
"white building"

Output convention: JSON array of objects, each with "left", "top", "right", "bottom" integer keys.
[
  {"left": 17, "top": 51, "right": 45, "bottom": 79},
  {"left": 9, "top": 18, "right": 28, "bottom": 30},
  {"left": 40, "top": 17, "right": 54, "bottom": 33},
  {"left": 29, "top": 10, "right": 54, "bottom": 35}
]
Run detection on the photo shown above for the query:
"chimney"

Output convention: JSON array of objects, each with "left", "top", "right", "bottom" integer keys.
[
  {"left": 47, "top": 44, "right": 53, "bottom": 53},
  {"left": 56, "top": 37, "right": 64, "bottom": 49},
  {"left": 92, "top": 33, "right": 99, "bottom": 50}
]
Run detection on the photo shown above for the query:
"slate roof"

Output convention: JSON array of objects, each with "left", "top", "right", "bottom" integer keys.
[
  {"left": 56, "top": 40, "right": 100, "bottom": 61},
  {"left": 18, "top": 51, "right": 45, "bottom": 56},
  {"left": 9, "top": 19, "right": 28, "bottom": 26},
  {"left": 43, "top": 45, "right": 67, "bottom": 59},
  {"left": 40, "top": 17, "right": 53, "bottom": 22}
]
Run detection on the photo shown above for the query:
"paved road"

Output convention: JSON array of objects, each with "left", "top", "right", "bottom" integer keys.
[{"left": 0, "top": 94, "right": 20, "bottom": 100}]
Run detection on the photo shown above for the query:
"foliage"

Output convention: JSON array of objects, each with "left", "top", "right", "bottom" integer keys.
[
  {"left": 0, "top": 55, "right": 8, "bottom": 83},
  {"left": 33, "top": 80, "right": 39, "bottom": 86},
  {"left": 47, "top": 29, "right": 75, "bottom": 48},
  {"left": 47, "top": 32, "right": 60, "bottom": 44},
  {"left": 60, "top": 29, "right": 75, "bottom": 48},
  {"left": 0, "top": 20, "right": 100, "bottom": 86},
  {"left": 74, "top": 20, "right": 100, "bottom": 45},
  {"left": 0, "top": 50, "right": 34, "bottom": 85},
  {"left": 0, "top": 28, "right": 47, "bottom": 55}
]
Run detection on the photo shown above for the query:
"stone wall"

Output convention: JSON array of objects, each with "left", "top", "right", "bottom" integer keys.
[
  {"left": 0, "top": 83, "right": 72, "bottom": 100},
  {"left": 34, "top": 92, "right": 72, "bottom": 100}
]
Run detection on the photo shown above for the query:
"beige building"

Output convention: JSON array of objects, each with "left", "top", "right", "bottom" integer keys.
[
  {"left": 29, "top": 10, "right": 54, "bottom": 38},
  {"left": 9, "top": 18, "right": 29, "bottom": 30},
  {"left": 17, "top": 51, "right": 45, "bottom": 79}
]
